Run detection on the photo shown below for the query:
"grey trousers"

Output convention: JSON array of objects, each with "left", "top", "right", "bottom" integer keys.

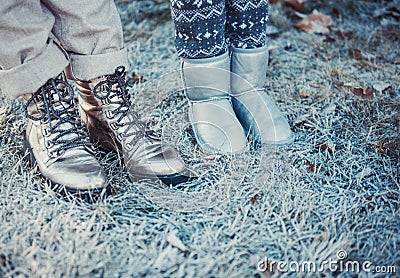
[{"left": 0, "top": 0, "right": 128, "bottom": 99}]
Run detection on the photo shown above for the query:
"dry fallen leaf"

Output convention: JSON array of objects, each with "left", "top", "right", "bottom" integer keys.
[
  {"left": 249, "top": 194, "right": 260, "bottom": 205},
  {"left": 335, "top": 28, "right": 353, "bottom": 40},
  {"left": 352, "top": 86, "right": 374, "bottom": 100},
  {"left": 295, "top": 10, "right": 333, "bottom": 34},
  {"left": 350, "top": 48, "right": 376, "bottom": 62},
  {"left": 371, "top": 139, "right": 400, "bottom": 157},
  {"left": 352, "top": 49, "right": 363, "bottom": 60},
  {"left": 129, "top": 72, "right": 145, "bottom": 84},
  {"left": 285, "top": 0, "right": 307, "bottom": 11},
  {"left": 298, "top": 90, "right": 311, "bottom": 98},
  {"left": 332, "top": 7, "right": 341, "bottom": 19},
  {"left": 316, "top": 141, "right": 334, "bottom": 154},
  {"left": 305, "top": 160, "right": 323, "bottom": 173},
  {"left": 373, "top": 0, "right": 400, "bottom": 18}
]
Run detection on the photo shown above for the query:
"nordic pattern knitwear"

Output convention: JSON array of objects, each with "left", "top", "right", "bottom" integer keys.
[{"left": 170, "top": 0, "right": 268, "bottom": 59}]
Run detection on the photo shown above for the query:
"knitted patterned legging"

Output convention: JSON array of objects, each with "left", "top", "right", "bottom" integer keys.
[{"left": 170, "top": 0, "right": 268, "bottom": 59}]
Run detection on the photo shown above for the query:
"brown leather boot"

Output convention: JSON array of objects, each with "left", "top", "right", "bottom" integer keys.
[
  {"left": 230, "top": 46, "right": 294, "bottom": 145},
  {"left": 23, "top": 73, "right": 107, "bottom": 195},
  {"left": 76, "top": 66, "right": 190, "bottom": 185}
]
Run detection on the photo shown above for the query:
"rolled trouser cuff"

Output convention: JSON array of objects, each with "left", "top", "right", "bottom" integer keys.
[
  {"left": 0, "top": 40, "right": 69, "bottom": 99},
  {"left": 66, "top": 48, "right": 129, "bottom": 81}
]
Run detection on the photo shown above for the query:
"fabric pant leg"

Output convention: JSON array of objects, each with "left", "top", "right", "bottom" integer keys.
[
  {"left": 225, "top": 0, "right": 269, "bottom": 49},
  {"left": 0, "top": 0, "right": 69, "bottom": 99},
  {"left": 170, "top": 0, "right": 227, "bottom": 59},
  {"left": 41, "top": 0, "right": 128, "bottom": 81}
]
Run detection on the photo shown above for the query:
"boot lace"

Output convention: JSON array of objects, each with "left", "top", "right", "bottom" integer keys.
[
  {"left": 24, "top": 75, "right": 92, "bottom": 157},
  {"left": 92, "top": 66, "right": 155, "bottom": 149}
]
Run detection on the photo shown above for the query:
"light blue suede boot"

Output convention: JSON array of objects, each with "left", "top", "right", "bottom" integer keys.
[
  {"left": 230, "top": 46, "right": 294, "bottom": 145},
  {"left": 182, "top": 52, "right": 247, "bottom": 154}
]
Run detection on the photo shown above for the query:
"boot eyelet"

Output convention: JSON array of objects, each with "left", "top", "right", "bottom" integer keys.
[
  {"left": 110, "top": 122, "right": 119, "bottom": 130},
  {"left": 125, "top": 142, "right": 133, "bottom": 151},
  {"left": 116, "top": 133, "right": 123, "bottom": 142},
  {"left": 105, "top": 110, "right": 114, "bottom": 119},
  {"left": 45, "top": 140, "right": 54, "bottom": 148},
  {"left": 43, "top": 128, "right": 51, "bottom": 137},
  {"left": 101, "top": 98, "right": 110, "bottom": 106}
]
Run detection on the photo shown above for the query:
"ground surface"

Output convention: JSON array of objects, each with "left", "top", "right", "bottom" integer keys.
[{"left": 0, "top": 0, "right": 399, "bottom": 277}]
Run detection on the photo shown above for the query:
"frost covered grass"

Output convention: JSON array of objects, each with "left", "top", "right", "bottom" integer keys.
[{"left": 0, "top": 1, "right": 399, "bottom": 277}]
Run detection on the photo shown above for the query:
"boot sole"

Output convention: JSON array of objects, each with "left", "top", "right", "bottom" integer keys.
[
  {"left": 259, "top": 132, "right": 296, "bottom": 146},
  {"left": 23, "top": 136, "right": 111, "bottom": 202},
  {"left": 128, "top": 171, "right": 196, "bottom": 187},
  {"left": 97, "top": 145, "right": 196, "bottom": 187}
]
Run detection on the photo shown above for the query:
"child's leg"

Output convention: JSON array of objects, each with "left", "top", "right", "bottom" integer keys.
[
  {"left": 170, "top": 0, "right": 227, "bottom": 59},
  {"left": 226, "top": 0, "right": 294, "bottom": 144},
  {"left": 225, "top": 0, "right": 268, "bottom": 49},
  {"left": 170, "top": 0, "right": 247, "bottom": 154}
]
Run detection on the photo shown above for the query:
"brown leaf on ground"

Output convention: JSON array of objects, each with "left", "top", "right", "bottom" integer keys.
[
  {"left": 270, "top": 0, "right": 307, "bottom": 11},
  {"left": 332, "top": 7, "right": 341, "bottom": 19},
  {"left": 352, "top": 49, "right": 363, "bottom": 60},
  {"left": 352, "top": 86, "right": 374, "bottom": 100},
  {"left": 371, "top": 139, "right": 400, "bottom": 157},
  {"left": 298, "top": 90, "right": 311, "bottom": 98},
  {"left": 316, "top": 142, "right": 334, "bottom": 154},
  {"left": 286, "top": 0, "right": 307, "bottom": 11},
  {"left": 249, "top": 194, "right": 260, "bottom": 205},
  {"left": 335, "top": 28, "right": 353, "bottom": 40},
  {"left": 350, "top": 48, "right": 376, "bottom": 62},
  {"left": 129, "top": 72, "right": 145, "bottom": 84},
  {"left": 295, "top": 10, "right": 333, "bottom": 34},
  {"left": 305, "top": 160, "right": 323, "bottom": 173},
  {"left": 373, "top": 0, "right": 400, "bottom": 18}
]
